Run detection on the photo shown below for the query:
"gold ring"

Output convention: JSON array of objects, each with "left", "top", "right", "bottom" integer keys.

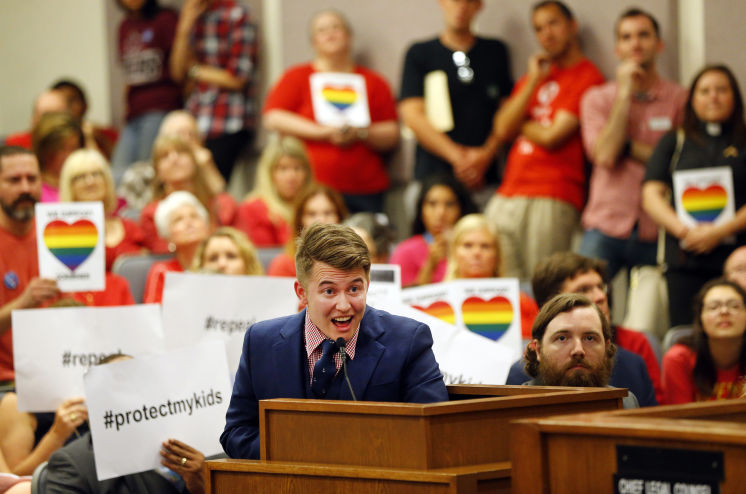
[
  {"left": 180, "top": 457, "right": 187, "bottom": 466},
  {"left": 70, "top": 413, "right": 78, "bottom": 422}
]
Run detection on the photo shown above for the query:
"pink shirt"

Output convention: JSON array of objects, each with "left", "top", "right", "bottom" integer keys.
[
  {"left": 580, "top": 77, "right": 687, "bottom": 241},
  {"left": 389, "top": 235, "right": 447, "bottom": 287},
  {"left": 304, "top": 311, "right": 359, "bottom": 383}
]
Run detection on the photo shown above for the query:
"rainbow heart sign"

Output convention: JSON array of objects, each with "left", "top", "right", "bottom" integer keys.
[
  {"left": 43, "top": 219, "right": 98, "bottom": 271},
  {"left": 461, "top": 296, "right": 514, "bottom": 341},
  {"left": 681, "top": 184, "right": 728, "bottom": 222},
  {"left": 412, "top": 300, "right": 456, "bottom": 325},
  {"left": 321, "top": 85, "right": 358, "bottom": 111}
]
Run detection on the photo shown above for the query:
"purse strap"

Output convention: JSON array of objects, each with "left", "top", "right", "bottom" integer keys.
[{"left": 657, "top": 129, "right": 685, "bottom": 266}]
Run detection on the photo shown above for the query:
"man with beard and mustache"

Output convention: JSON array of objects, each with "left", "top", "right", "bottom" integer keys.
[
  {"left": 523, "top": 292, "right": 639, "bottom": 409},
  {"left": 0, "top": 146, "right": 60, "bottom": 390},
  {"left": 484, "top": 1, "right": 604, "bottom": 279},
  {"left": 579, "top": 8, "right": 687, "bottom": 280}
]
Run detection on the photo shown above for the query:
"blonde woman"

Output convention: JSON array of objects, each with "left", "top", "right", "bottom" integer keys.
[
  {"left": 235, "top": 135, "right": 313, "bottom": 247},
  {"left": 192, "top": 227, "right": 263, "bottom": 276},
  {"left": 59, "top": 149, "right": 145, "bottom": 271}
]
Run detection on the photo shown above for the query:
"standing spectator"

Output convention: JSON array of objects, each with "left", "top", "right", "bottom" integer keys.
[
  {"left": 579, "top": 8, "right": 687, "bottom": 279},
  {"left": 485, "top": 1, "right": 604, "bottom": 279},
  {"left": 235, "top": 135, "right": 313, "bottom": 247},
  {"left": 399, "top": 0, "right": 513, "bottom": 194},
  {"left": 263, "top": 9, "right": 399, "bottom": 213},
  {"left": 110, "top": 0, "right": 182, "bottom": 184},
  {"left": 643, "top": 65, "right": 746, "bottom": 327},
  {"left": 171, "top": 0, "right": 258, "bottom": 182},
  {"left": 662, "top": 279, "right": 746, "bottom": 404}
]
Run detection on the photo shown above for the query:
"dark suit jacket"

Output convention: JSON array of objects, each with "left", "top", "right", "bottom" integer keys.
[
  {"left": 220, "top": 305, "right": 449, "bottom": 459},
  {"left": 46, "top": 432, "right": 182, "bottom": 494}
]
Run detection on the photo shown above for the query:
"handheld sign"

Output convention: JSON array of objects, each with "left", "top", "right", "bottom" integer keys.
[
  {"left": 35, "top": 202, "right": 105, "bottom": 292},
  {"left": 673, "top": 166, "right": 736, "bottom": 242},
  {"left": 12, "top": 304, "right": 164, "bottom": 412},
  {"left": 84, "top": 341, "right": 231, "bottom": 480},
  {"left": 310, "top": 72, "right": 371, "bottom": 127}
]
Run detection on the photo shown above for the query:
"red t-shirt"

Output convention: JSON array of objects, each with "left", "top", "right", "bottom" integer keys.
[
  {"left": 69, "top": 272, "right": 135, "bottom": 307},
  {"left": 4, "top": 132, "right": 32, "bottom": 150},
  {"left": 267, "top": 253, "right": 296, "bottom": 277},
  {"left": 662, "top": 343, "right": 746, "bottom": 404},
  {"left": 142, "top": 258, "right": 182, "bottom": 304},
  {"left": 234, "top": 197, "right": 290, "bottom": 248},
  {"left": 615, "top": 326, "right": 663, "bottom": 404},
  {"left": 105, "top": 218, "right": 146, "bottom": 271},
  {"left": 498, "top": 58, "right": 604, "bottom": 211},
  {"left": 263, "top": 63, "right": 396, "bottom": 194},
  {"left": 0, "top": 224, "right": 38, "bottom": 381}
]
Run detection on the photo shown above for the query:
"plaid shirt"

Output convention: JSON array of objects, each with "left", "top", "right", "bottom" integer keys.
[
  {"left": 187, "top": 0, "right": 257, "bottom": 138},
  {"left": 304, "top": 312, "right": 359, "bottom": 385}
]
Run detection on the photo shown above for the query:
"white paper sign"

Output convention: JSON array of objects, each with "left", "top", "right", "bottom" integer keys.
[
  {"left": 85, "top": 341, "right": 231, "bottom": 481},
  {"left": 12, "top": 304, "right": 164, "bottom": 412},
  {"left": 35, "top": 202, "right": 105, "bottom": 292},
  {"left": 402, "top": 279, "right": 522, "bottom": 353},
  {"left": 310, "top": 72, "right": 371, "bottom": 127},
  {"left": 366, "top": 264, "right": 401, "bottom": 309},
  {"left": 161, "top": 273, "right": 297, "bottom": 375},
  {"left": 673, "top": 166, "right": 736, "bottom": 233},
  {"left": 380, "top": 302, "right": 517, "bottom": 385}
]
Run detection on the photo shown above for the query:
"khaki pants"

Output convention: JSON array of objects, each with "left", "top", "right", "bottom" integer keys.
[{"left": 485, "top": 195, "right": 579, "bottom": 280}]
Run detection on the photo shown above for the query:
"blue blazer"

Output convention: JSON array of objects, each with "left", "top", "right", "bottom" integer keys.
[{"left": 220, "top": 305, "right": 449, "bottom": 459}]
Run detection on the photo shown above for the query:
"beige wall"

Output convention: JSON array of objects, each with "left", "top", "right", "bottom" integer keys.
[{"left": 704, "top": 0, "right": 746, "bottom": 92}]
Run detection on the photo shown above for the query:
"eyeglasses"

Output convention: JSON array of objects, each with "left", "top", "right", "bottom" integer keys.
[
  {"left": 452, "top": 51, "right": 474, "bottom": 84},
  {"left": 703, "top": 300, "right": 746, "bottom": 313},
  {"left": 72, "top": 170, "right": 104, "bottom": 183},
  {"left": 575, "top": 283, "right": 608, "bottom": 296}
]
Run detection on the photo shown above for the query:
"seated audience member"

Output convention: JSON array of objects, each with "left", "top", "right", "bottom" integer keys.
[
  {"left": 32, "top": 112, "right": 85, "bottom": 202},
  {"left": 59, "top": 149, "right": 146, "bottom": 271},
  {"left": 143, "top": 191, "right": 210, "bottom": 303},
  {"left": 506, "top": 252, "right": 661, "bottom": 407},
  {"left": 389, "top": 175, "right": 476, "bottom": 287},
  {"left": 4, "top": 90, "right": 68, "bottom": 149},
  {"left": 443, "top": 214, "right": 539, "bottom": 338},
  {"left": 192, "top": 227, "right": 263, "bottom": 276},
  {"left": 140, "top": 136, "right": 236, "bottom": 253},
  {"left": 110, "top": 0, "right": 182, "bottom": 184},
  {"left": 46, "top": 354, "right": 206, "bottom": 494},
  {"left": 235, "top": 135, "right": 313, "bottom": 248},
  {"left": 662, "top": 278, "right": 746, "bottom": 404},
  {"left": 0, "top": 392, "right": 87, "bottom": 476},
  {"left": 724, "top": 246, "right": 746, "bottom": 292},
  {"left": 263, "top": 9, "right": 399, "bottom": 213},
  {"left": 523, "top": 293, "right": 639, "bottom": 408},
  {"left": 157, "top": 111, "right": 225, "bottom": 196},
  {"left": 0, "top": 456, "right": 30, "bottom": 494},
  {"left": 344, "top": 212, "right": 395, "bottom": 265},
  {"left": 221, "top": 223, "right": 448, "bottom": 459},
  {"left": 642, "top": 64, "right": 746, "bottom": 328},
  {"left": 51, "top": 80, "right": 118, "bottom": 160},
  {"left": 267, "top": 184, "right": 348, "bottom": 277}
]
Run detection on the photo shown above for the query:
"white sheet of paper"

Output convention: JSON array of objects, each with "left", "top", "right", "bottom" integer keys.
[
  {"left": 161, "top": 273, "right": 297, "bottom": 376},
  {"left": 672, "top": 167, "right": 736, "bottom": 235},
  {"left": 424, "top": 70, "right": 454, "bottom": 132},
  {"left": 35, "top": 202, "right": 105, "bottom": 292},
  {"left": 85, "top": 340, "right": 231, "bottom": 481},
  {"left": 12, "top": 304, "right": 164, "bottom": 412},
  {"left": 366, "top": 264, "right": 401, "bottom": 309},
  {"left": 310, "top": 72, "right": 371, "bottom": 127}
]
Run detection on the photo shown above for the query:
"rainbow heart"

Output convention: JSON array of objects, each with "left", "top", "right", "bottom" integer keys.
[
  {"left": 321, "top": 85, "right": 357, "bottom": 111},
  {"left": 461, "top": 296, "right": 513, "bottom": 341},
  {"left": 412, "top": 300, "right": 455, "bottom": 325},
  {"left": 681, "top": 184, "right": 728, "bottom": 222},
  {"left": 43, "top": 219, "right": 98, "bottom": 271}
]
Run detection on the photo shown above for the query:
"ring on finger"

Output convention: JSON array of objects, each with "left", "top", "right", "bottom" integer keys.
[{"left": 181, "top": 457, "right": 187, "bottom": 466}]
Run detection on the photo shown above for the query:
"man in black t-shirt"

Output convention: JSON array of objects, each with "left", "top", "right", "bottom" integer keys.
[{"left": 399, "top": 0, "right": 513, "bottom": 190}]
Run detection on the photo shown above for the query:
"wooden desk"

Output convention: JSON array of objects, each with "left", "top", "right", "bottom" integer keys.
[
  {"left": 511, "top": 399, "right": 746, "bottom": 494},
  {"left": 207, "top": 385, "right": 628, "bottom": 493}
]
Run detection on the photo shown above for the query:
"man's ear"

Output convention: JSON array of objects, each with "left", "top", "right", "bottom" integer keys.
[
  {"left": 294, "top": 280, "right": 307, "bottom": 306},
  {"left": 530, "top": 339, "right": 540, "bottom": 361}
]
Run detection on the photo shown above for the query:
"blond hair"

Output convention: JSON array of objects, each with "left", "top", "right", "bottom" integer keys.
[
  {"left": 444, "top": 213, "right": 503, "bottom": 280},
  {"left": 192, "top": 227, "right": 264, "bottom": 275},
  {"left": 151, "top": 135, "right": 212, "bottom": 210},
  {"left": 59, "top": 149, "right": 117, "bottom": 213}
]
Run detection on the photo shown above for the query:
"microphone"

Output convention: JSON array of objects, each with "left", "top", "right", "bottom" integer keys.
[{"left": 335, "top": 337, "right": 357, "bottom": 401}]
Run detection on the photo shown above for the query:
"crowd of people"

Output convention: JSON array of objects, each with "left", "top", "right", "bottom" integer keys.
[{"left": 2, "top": 0, "right": 746, "bottom": 492}]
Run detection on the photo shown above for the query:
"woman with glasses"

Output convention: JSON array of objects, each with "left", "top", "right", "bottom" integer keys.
[
  {"left": 262, "top": 9, "right": 399, "bottom": 214},
  {"left": 59, "top": 149, "right": 146, "bottom": 272},
  {"left": 662, "top": 278, "right": 746, "bottom": 404}
]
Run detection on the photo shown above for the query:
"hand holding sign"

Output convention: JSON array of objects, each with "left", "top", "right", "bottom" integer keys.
[{"left": 160, "top": 439, "right": 205, "bottom": 494}]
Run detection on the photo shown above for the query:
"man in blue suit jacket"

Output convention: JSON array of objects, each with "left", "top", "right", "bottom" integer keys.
[{"left": 220, "top": 224, "right": 449, "bottom": 459}]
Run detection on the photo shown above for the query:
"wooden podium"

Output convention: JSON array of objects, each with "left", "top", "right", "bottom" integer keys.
[
  {"left": 511, "top": 399, "right": 746, "bottom": 494},
  {"left": 205, "top": 385, "right": 627, "bottom": 493}
]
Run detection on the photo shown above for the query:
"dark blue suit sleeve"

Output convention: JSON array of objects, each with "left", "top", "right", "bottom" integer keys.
[
  {"left": 401, "top": 323, "right": 449, "bottom": 403},
  {"left": 505, "top": 359, "right": 530, "bottom": 384},
  {"left": 220, "top": 325, "right": 260, "bottom": 459},
  {"left": 610, "top": 347, "right": 658, "bottom": 407}
]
